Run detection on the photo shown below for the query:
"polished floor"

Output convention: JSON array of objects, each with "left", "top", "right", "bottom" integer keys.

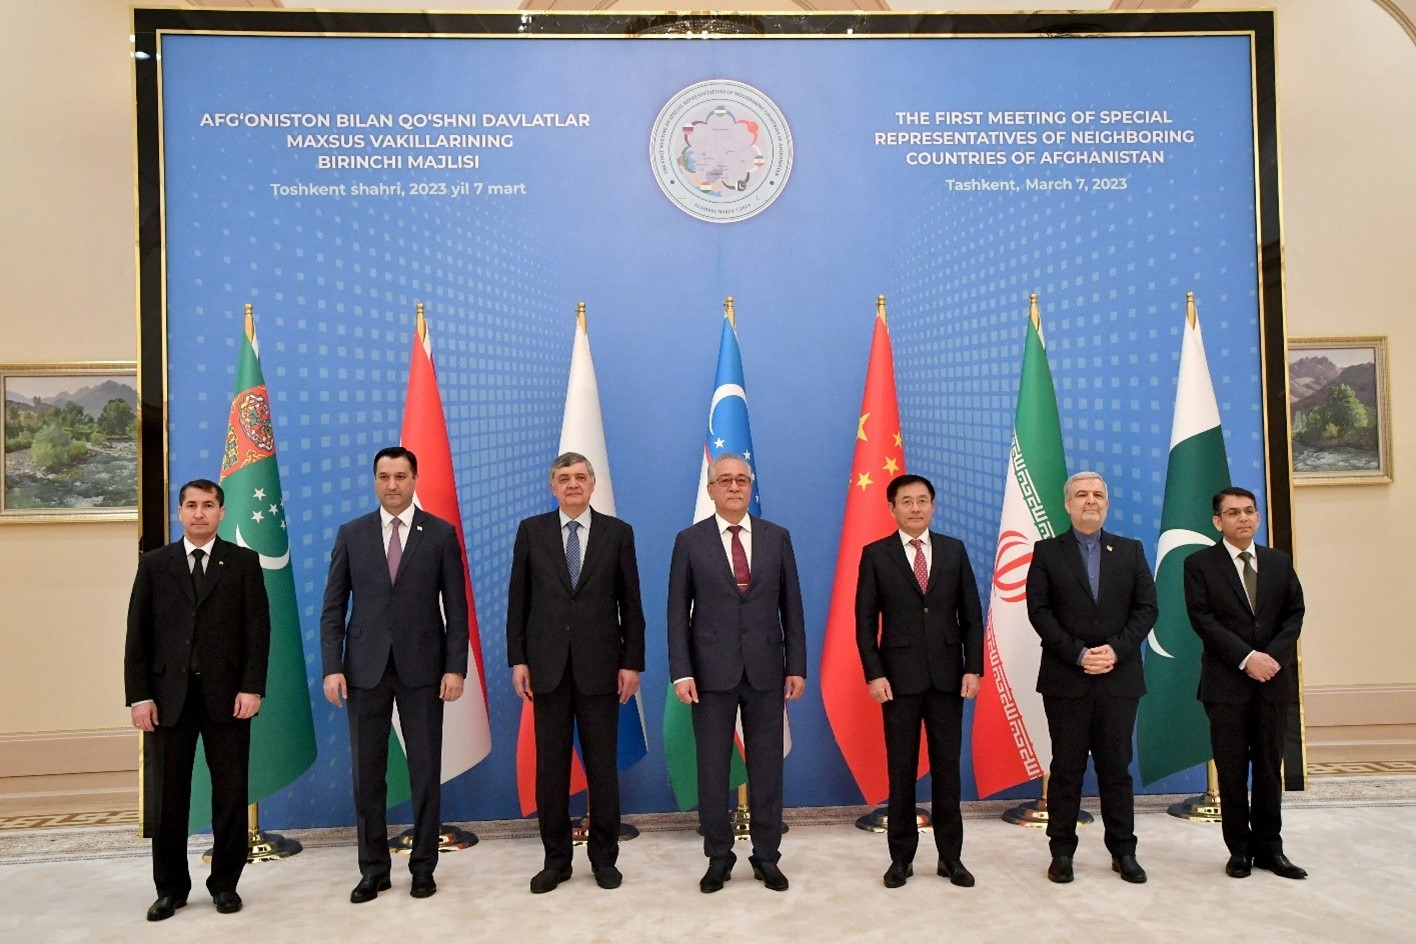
[{"left": 3, "top": 776, "right": 1414, "bottom": 943}]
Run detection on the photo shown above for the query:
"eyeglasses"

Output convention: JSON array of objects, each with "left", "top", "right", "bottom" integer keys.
[
  {"left": 712, "top": 475, "right": 753, "bottom": 489},
  {"left": 893, "top": 499, "right": 933, "bottom": 510},
  {"left": 1218, "top": 507, "right": 1257, "bottom": 519}
]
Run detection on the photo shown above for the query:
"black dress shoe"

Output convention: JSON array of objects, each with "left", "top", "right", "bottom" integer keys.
[
  {"left": 699, "top": 862, "right": 733, "bottom": 894},
  {"left": 410, "top": 872, "right": 437, "bottom": 898},
  {"left": 1225, "top": 855, "right": 1253, "bottom": 878},
  {"left": 1254, "top": 853, "right": 1307, "bottom": 880},
  {"left": 751, "top": 859, "right": 789, "bottom": 892},
  {"left": 1112, "top": 854, "right": 1147, "bottom": 884},
  {"left": 593, "top": 866, "right": 623, "bottom": 889},
  {"left": 145, "top": 895, "right": 187, "bottom": 921},
  {"left": 938, "top": 859, "right": 975, "bottom": 888},
  {"left": 530, "top": 866, "right": 572, "bottom": 894},
  {"left": 883, "top": 862, "right": 913, "bottom": 888},
  {"left": 1047, "top": 855, "right": 1074, "bottom": 884},
  {"left": 212, "top": 891, "right": 243, "bottom": 914},
  {"left": 349, "top": 874, "right": 391, "bottom": 904}
]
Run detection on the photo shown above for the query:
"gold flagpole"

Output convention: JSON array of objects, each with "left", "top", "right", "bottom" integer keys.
[{"left": 1167, "top": 760, "right": 1223, "bottom": 821}]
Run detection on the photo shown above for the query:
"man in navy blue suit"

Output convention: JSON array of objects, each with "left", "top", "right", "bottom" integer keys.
[
  {"left": 668, "top": 454, "right": 807, "bottom": 894},
  {"left": 321, "top": 446, "right": 468, "bottom": 904}
]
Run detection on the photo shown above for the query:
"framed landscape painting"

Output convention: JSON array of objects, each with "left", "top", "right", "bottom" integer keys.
[
  {"left": 1288, "top": 337, "right": 1393, "bottom": 485},
  {"left": 1, "top": 362, "right": 139, "bottom": 521}
]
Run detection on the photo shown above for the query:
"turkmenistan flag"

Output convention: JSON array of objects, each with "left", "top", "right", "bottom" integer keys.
[
  {"left": 970, "top": 295, "right": 1068, "bottom": 799},
  {"left": 1138, "top": 294, "right": 1231, "bottom": 785},
  {"left": 191, "top": 308, "right": 317, "bottom": 831},
  {"left": 664, "top": 300, "right": 755, "bottom": 811}
]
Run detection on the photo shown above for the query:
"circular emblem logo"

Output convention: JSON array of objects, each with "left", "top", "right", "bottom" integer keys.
[{"left": 649, "top": 80, "right": 793, "bottom": 224}]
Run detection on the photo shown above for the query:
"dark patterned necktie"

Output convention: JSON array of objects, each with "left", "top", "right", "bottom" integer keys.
[
  {"left": 566, "top": 520, "right": 582, "bottom": 587},
  {"left": 910, "top": 539, "right": 928, "bottom": 593},
  {"left": 728, "top": 525, "right": 750, "bottom": 595}
]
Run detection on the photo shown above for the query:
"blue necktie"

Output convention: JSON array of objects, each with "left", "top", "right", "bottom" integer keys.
[
  {"left": 1085, "top": 540, "right": 1099, "bottom": 600},
  {"left": 566, "top": 520, "right": 582, "bottom": 587}
]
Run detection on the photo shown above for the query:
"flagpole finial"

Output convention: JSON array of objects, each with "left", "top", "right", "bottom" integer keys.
[
  {"left": 1028, "top": 292, "right": 1041, "bottom": 330},
  {"left": 724, "top": 296, "right": 735, "bottom": 329},
  {"left": 1185, "top": 292, "right": 1198, "bottom": 330},
  {"left": 243, "top": 303, "right": 254, "bottom": 341},
  {"left": 876, "top": 294, "right": 887, "bottom": 325},
  {"left": 415, "top": 302, "right": 427, "bottom": 342},
  {"left": 576, "top": 301, "right": 587, "bottom": 332}
]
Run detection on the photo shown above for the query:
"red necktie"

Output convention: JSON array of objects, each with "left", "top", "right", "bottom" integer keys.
[
  {"left": 910, "top": 538, "right": 928, "bottom": 593},
  {"left": 387, "top": 517, "right": 403, "bottom": 583},
  {"left": 728, "top": 524, "right": 750, "bottom": 596}
]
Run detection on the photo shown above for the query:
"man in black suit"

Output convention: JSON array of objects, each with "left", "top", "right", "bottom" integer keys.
[
  {"left": 321, "top": 446, "right": 468, "bottom": 903},
  {"left": 125, "top": 479, "right": 270, "bottom": 921},
  {"left": 855, "top": 474, "right": 983, "bottom": 889},
  {"left": 507, "top": 451, "right": 646, "bottom": 894},
  {"left": 1184, "top": 486, "right": 1306, "bottom": 880},
  {"left": 668, "top": 454, "right": 807, "bottom": 894},
  {"left": 1026, "top": 471, "right": 1157, "bottom": 885}
]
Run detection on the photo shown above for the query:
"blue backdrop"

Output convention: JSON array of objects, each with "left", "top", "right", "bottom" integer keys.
[{"left": 150, "top": 24, "right": 1270, "bottom": 828}]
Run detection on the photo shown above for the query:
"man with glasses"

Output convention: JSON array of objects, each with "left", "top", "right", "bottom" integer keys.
[
  {"left": 855, "top": 474, "right": 983, "bottom": 889},
  {"left": 1184, "top": 486, "right": 1306, "bottom": 880},
  {"left": 668, "top": 453, "right": 807, "bottom": 894}
]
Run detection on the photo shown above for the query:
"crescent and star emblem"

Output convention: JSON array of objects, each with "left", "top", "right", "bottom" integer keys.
[
  {"left": 1145, "top": 527, "right": 1214, "bottom": 658},
  {"left": 235, "top": 523, "right": 290, "bottom": 570},
  {"left": 708, "top": 383, "right": 748, "bottom": 436}
]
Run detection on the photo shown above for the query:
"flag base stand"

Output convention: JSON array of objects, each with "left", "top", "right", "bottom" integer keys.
[
  {"left": 1167, "top": 762, "right": 1223, "bottom": 822},
  {"left": 1167, "top": 792, "right": 1222, "bottom": 822},
  {"left": 1001, "top": 799, "right": 1094, "bottom": 828},
  {"left": 694, "top": 785, "right": 789, "bottom": 839},
  {"left": 389, "top": 824, "right": 479, "bottom": 854},
  {"left": 572, "top": 816, "right": 640, "bottom": 844},
  {"left": 202, "top": 803, "right": 303, "bottom": 863},
  {"left": 854, "top": 805, "right": 932, "bottom": 833}
]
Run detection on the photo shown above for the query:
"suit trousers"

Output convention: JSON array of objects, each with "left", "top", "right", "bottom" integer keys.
[
  {"left": 882, "top": 688, "right": 964, "bottom": 864},
  {"left": 692, "top": 677, "right": 784, "bottom": 865},
  {"left": 533, "top": 671, "right": 620, "bottom": 872},
  {"left": 1043, "top": 691, "right": 1138, "bottom": 858},
  {"left": 1205, "top": 698, "right": 1288, "bottom": 858},
  {"left": 152, "top": 675, "right": 250, "bottom": 898},
  {"left": 347, "top": 658, "right": 445, "bottom": 876}
]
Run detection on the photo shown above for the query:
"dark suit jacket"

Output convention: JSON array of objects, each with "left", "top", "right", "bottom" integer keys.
[
  {"left": 320, "top": 508, "right": 469, "bottom": 689},
  {"left": 1027, "top": 528, "right": 1157, "bottom": 699},
  {"left": 1184, "top": 541, "right": 1304, "bottom": 705},
  {"left": 124, "top": 537, "right": 270, "bottom": 723},
  {"left": 505, "top": 508, "right": 646, "bottom": 695},
  {"left": 667, "top": 515, "right": 807, "bottom": 693},
  {"left": 855, "top": 532, "right": 983, "bottom": 694}
]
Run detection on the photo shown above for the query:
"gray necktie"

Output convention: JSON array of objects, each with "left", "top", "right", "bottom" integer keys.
[
  {"left": 387, "top": 517, "right": 403, "bottom": 583},
  {"left": 1238, "top": 550, "right": 1258, "bottom": 611},
  {"left": 566, "top": 520, "right": 582, "bottom": 587}
]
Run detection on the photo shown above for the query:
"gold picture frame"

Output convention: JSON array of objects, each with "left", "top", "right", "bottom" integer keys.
[
  {"left": 1, "top": 362, "right": 139, "bottom": 521},
  {"left": 1288, "top": 337, "right": 1393, "bottom": 486}
]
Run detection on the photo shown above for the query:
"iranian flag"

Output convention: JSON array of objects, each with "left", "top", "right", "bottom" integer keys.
[
  {"left": 1138, "top": 294, "right": 1230, "bottom": 785},
  {"left": 819, "top": 297, "right": 914, "bottom": 806},
  {"left": 388, "top": 307, "right": 491, "bottom": 806},
  {"left": 191, "top": 307, "right": 317, "bottom": 831},
  {"left": 970, "top": 295, "right": 1069, "bottom": 799}
]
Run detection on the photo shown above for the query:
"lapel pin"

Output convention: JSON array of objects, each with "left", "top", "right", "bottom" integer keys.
[
  {"left": 1105, "top": 545, "right": 1113, "bottom": 552},
  {"left": 416, "top": 525, "right": 424, "bottom": 531}
]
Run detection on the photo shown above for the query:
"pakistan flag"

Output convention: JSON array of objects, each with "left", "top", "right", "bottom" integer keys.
[
  {"left": 189, "top": 313, "right": 317, "bottom": 832},
  {"left": 1137, "top": 297, "right": 1231, "bottom": 786}
]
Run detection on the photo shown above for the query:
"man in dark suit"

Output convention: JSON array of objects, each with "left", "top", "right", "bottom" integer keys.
[
  {"left": 856, "top": 473, "right": 983, "bottom": 889},
  {"left": 321, "top": 446, "right": 468, "bottom": 903},
  {"left": 1184, "top": 486, "right": 1306, "bottom": 880},
  {"left": 1026, "top": 471, "right": 1157, "bottom": 885},
  {"left": 507, "top": 451, "right": 646, "bottom": 894},
  {"left": 125, "top": 478, "right": 270, "bottom": 921},
  {"left": 668, "top": 454, "right": 807, "bottom": 894}
]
